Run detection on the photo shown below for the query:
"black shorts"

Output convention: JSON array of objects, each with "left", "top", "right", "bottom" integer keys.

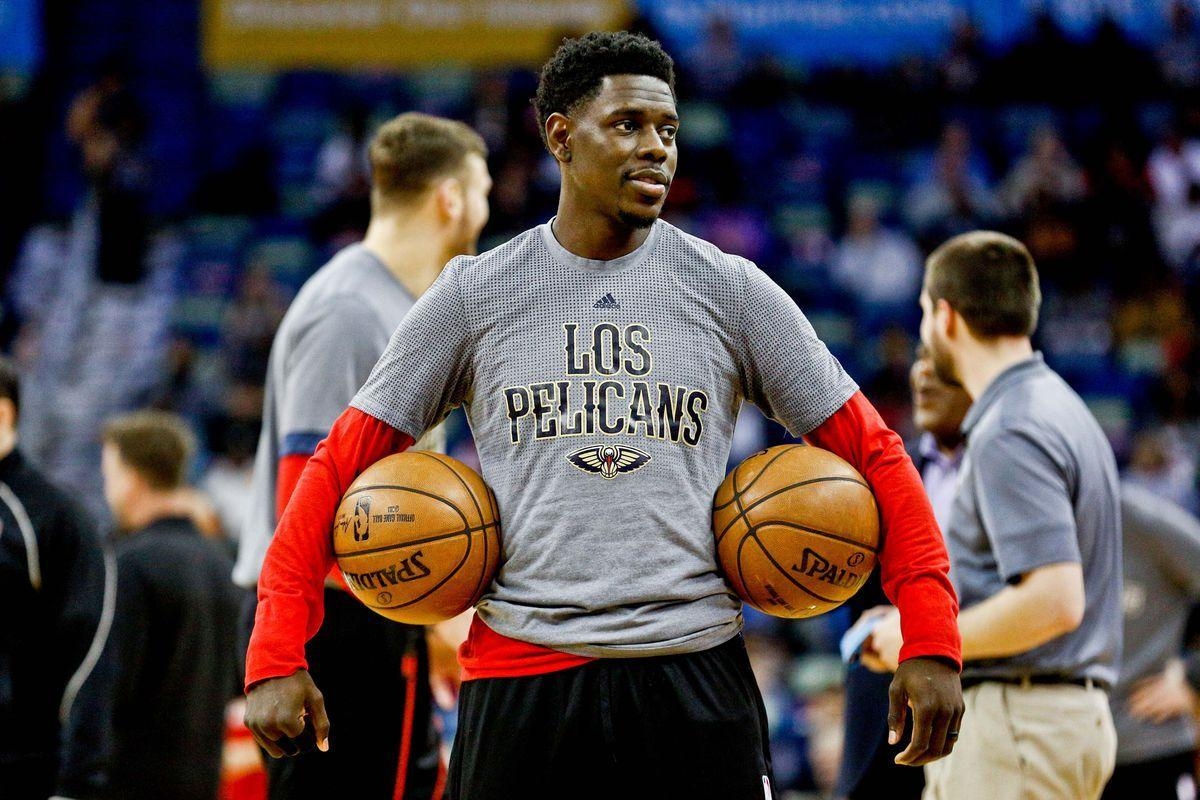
[
  {"left": 242, "top": 588, "right": 442, "bottom": 800},
  {"left": 445, "top": 634, "right": 774, "bottom": 800}
]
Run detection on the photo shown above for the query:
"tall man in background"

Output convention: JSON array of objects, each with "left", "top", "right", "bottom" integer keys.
[
  {"left": 868, "top": 231, "right": 1123, "bottom": 799},
  {"left": 234, "top": 112, "right": 492, "bottom": 799},
  {"left": 0, "top": 357, "right": 110, "bottom": 800}
]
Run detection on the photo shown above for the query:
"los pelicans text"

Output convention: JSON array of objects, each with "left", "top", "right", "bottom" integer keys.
[{"left": 503, "top": 323, "right": 709, "bottom": 445}]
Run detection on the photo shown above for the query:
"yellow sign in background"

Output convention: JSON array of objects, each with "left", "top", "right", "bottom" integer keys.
[{"left": 203, "top": 0, "right": 632, "bottom": 69}]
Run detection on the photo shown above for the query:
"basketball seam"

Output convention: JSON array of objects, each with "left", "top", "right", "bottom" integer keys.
[
  {"left": 715, "top": 475, "right": 873, "bottom": 545},
  {"left": 749, "top": 520, "right": 881, "bottom": 555},
  {"left": 334, "top": 521, "right": 496, "bottom": 559},
  {"left": 712, "top": 445, "right": 794, "bottom": 513},
  {"left": 745, "top": 527, "right": 841, "bottom": 605},
  {"left": 335, "top": 470, "right": 476, "bottom": 613},
  {"left": 411, "top": 451, "right": 492, "bottom": 604}
]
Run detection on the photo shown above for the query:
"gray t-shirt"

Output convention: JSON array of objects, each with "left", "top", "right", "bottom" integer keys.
[
  {"left": 234, "top": 244, "right": 441, "bottom": 588},
  {"left": 1111, "top": 484, "right": 1200, "bottom": 764},
  {"left": 351, "top": 220, "right": 858, "bottom": 658},
  {"left": 948, "top": 354, "right": 1123, "bottom": 686}
]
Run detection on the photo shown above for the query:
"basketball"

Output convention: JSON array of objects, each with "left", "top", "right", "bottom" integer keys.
[
  {"left": 332, "top": 451, "right": 501, "bottom": 625},
  {"left": 713, "top": 445, "right": 879, "bottom": 619}
]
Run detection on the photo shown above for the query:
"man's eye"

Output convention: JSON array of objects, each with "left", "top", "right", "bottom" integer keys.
[
  {"left": 661, "top": 127, "right": 678, "bottom": 141},
  {"left": 615, "top": 121, "right": 635, "bottom": 132}
]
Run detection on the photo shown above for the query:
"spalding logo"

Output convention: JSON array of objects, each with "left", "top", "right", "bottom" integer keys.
[
  {"left": 566, "top": 445, "right": 651, "bottom": 479},
  {"left": 792, "top": 547, "right": 864, "bottom": 589}
]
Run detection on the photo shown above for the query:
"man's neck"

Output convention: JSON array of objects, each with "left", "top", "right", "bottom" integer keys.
[
  {"left": 552, "top": 196, "right": 652, "bottom": 261},
  {"left": 123, "top": 491, "right": 187, "bottom": 533},
  {"left": 0, "top": 434, "right": 17, "bottom": 462},
  {"left": 956, "top": 336, "right": 1034, "bottom": 401},
  {"left": 361, "top": 214, "right": 449, "bottom": 299}
]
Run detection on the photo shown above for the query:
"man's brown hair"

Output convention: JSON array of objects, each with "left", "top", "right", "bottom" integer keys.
[
  {"left": 103, "top": 410, "right": 195, "bottom": 490},
  {"left": 369, "top": 112, "right": 487, "bottom": 205},
  {"left": 925, "top": 230, "right": 1041, "bottom": 338}
]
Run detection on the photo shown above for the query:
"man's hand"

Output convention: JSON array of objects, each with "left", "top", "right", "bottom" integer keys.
[
  {"left": 887, "top": 657, "right": 964, "bottom": 766},
  {"left": 1129, "top": 659, "right": 1197, "bottom": 724},
  {"left": 244, "top": 669, "right": 330, "bottom": 758},
  {"left": 862, "top": 607, "right": 902, "bottom": 673}
]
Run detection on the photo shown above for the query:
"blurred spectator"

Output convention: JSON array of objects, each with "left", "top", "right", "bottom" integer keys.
[
  {"left": 85, "top": 410, "right": 239, "bottom": 800},
  {"left": 1000, "top": 128, "right": 1086, "bottom": 216},
  {"left": 1082, "top": 136, "right": 1162, "bottom": 294},
  {"left": 904, "top": 122, "right": 1001, "bottom": 246},
  {"left": 1157, "top": 1, "right": 1200, "bottom": 93},
  {"left": 10, "top": 75, "right": 176, "bottom": 521},
  {"left": 310, "top": 106, "right": 373, "bottom": 246},
  {"left": 0, "top": 356, "right": 110, "bottom": 800},
  {"left": 198, "top": 381, "right": 262, "bottom": 550},
  {"left": 1147, "top": 124, "right": 1200, "bottom": 271},
  {"left": 938, "top": 17, "right": 986, "bottom": 99},
  {"left": 684, "top": 16, "right": 745, "bottom": 98},
  {"left": 1123, "top": 428, "right": 1200, "bottom": 515},
  {"left": 1103, "top": 485, "right": 1200, "bottom": 799},
  {"left": 222, "top": 263, "right": 290, "bottom": 386},
  {"left": 830, "top": 192, "right": 922, "bottom": 317}
]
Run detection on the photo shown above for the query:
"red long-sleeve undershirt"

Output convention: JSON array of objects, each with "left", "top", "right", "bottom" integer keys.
[
  {"left": 246, "top": 391, "right": 961, "bottom": 691},
  {"left": 246, "top": 410, "right": 413, "bottom": 688},
  {"left": 805, "top": 391, "right": 961, "bottom": 668}
]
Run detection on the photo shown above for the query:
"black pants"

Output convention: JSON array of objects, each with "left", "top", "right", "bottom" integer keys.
[
  {"left": 1101, "top": 750, "right": 1197, "bottom": 800},
  {"left": 243, "top": 588, "right": 441, "bottom": 800},
  {"left": 445, "top": 635, "right": 774, "bottom": 800}
]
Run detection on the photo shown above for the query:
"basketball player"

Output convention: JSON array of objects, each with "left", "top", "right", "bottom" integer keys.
[
  {"left": 245, "top": 33, "right": 963, "bottom": 799},
  {"left": 234, "top": 113, "right": 491, "bottom": 799},
  {"left": 868, "top": 231, "right": 1123, "bottom": 799}
]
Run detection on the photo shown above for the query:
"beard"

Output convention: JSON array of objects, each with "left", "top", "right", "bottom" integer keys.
[{"left": 927, "top": 336, "right": 961, "bottom": 387}]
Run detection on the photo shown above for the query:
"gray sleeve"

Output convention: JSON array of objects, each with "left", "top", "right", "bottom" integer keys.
[
  {"left": 1141, "top": 499, "right": 1200, "bottom": 597},
  {"left": 351, "top": 260, "right": 473, "bottom": 438},
  {"left": 277, "top": 296, "right": 386, "bottom": 453},
  {"left": 971, "top": 428, "right": 1081, "bottom": 582},
  {"left": 735, "top": 262, "right": 857, "bottom": 435}
]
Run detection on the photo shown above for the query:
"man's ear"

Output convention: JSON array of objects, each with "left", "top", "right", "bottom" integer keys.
[
  {"left": 935, "top": 297, "right": 958, "bottom": 340},
  {"left": 434, "top": 177, "right": 465, "bottom": 221},
  {"left": 546, "top": 112, "right": 572, "bottom": 164},
  {"left": 0, "top": 397, "right": 16, "bottom": 434}
]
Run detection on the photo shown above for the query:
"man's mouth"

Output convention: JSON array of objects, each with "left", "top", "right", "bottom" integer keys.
[{"left": 626, "top": 170, "right": 670, "bottom": 199}]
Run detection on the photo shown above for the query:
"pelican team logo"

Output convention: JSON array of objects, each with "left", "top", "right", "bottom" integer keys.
[{"left": 567, "top": 445, "right": 651, "bottom": 479}]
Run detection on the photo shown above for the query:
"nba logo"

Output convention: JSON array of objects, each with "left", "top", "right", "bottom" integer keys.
[{"left": 353, "top": 496, "right": 372, "bottom": 541}]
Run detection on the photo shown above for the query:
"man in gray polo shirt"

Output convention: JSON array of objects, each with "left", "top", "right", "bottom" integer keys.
[{"left": 869, "top": 231, "right": 1123, "bottom": 799}]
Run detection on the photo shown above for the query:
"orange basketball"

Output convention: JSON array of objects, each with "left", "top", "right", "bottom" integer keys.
[
  {"left": 713, "top": 444, "right": 879, "bottom": 619},
  {"left": 333, "top": 451, "right": 501, "bottom": 625}
]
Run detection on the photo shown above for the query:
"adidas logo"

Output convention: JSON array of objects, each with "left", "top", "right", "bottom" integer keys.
[{"left": 594, "top": 293, "right": 621, "bottom": 309}]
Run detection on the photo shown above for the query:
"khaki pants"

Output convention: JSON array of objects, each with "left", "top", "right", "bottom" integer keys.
[{"left": 923, "top": 681, "right": 1117, "bottom": 800}]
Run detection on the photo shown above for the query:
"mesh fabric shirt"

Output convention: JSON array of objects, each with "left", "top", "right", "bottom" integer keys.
[{"left": 351, "top": 220, "right": 857, "bottom": 657}]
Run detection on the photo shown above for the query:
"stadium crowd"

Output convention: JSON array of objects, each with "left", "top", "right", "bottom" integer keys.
[{"left": 2, "top": 5, "right": 1200, "bottom": 798}]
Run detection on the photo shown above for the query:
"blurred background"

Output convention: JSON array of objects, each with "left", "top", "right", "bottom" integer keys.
[{"left": 3, "top": 0, "right": 1200, "bottom": 797}]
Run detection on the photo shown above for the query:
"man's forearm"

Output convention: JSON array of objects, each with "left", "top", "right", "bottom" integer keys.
[{"left": 959, "top": 563, "right": 1084, "bottom": 662}]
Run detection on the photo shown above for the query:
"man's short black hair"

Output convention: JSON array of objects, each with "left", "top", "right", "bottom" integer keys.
[
  {"left": 533, "top": 31, "right": 676, "bottom": 145},
  {"left": 0, "top": 356, "right": 20, "bottom": 421}
]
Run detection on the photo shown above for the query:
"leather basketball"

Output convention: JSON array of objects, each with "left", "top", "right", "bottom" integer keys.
[
  {"left": 333, "top": 451, "right": 501, "bottom": 624},
  {"left": 713, "top": 444, "right": 879, "bottom": 618}
]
